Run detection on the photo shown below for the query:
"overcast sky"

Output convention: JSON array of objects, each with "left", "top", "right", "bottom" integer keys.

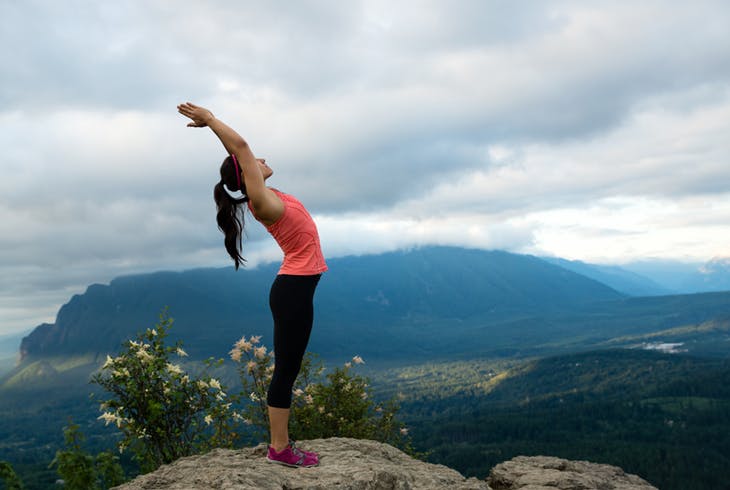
[{"left": 1, "top": 0, "right": 729, "bottom": 335}]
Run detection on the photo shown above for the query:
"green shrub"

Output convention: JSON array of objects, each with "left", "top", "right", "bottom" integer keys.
[
  {"left": 49, "top": 422, "right": 125, "bottom": 490},
  {"left": 229, "top": 336, "right": 417, "bottom": 454},
  {"left": 0, "top": 461, "right": 24, "bottom": 490},
  {"left": 92, "top": 309, "right": 238, "bottom": 472}
]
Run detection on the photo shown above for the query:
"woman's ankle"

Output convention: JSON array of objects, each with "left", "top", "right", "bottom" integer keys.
[{"left": 270, "top": 441, "right": 289, "bottom": 452}]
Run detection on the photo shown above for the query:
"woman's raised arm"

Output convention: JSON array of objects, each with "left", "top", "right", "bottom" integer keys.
[{"left": 177, "top": 102, "right": 283, "bottom": 223}]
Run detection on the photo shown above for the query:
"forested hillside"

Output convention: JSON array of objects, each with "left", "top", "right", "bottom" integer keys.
[{"left": 381, "top": 349, "right": 730, "bottom": 490}]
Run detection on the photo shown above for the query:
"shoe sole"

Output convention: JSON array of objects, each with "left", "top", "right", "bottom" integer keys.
[{"left": 266, "top": 456, "right": 319, "bottom": 468}]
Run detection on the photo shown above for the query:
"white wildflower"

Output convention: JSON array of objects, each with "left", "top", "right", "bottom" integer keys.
[
  {"left": 176, "top": 347, "right": 188, "bottom": 357},
  {"left": 376, "top": 406, "right": 383, "bottom": 413},
  {"left": 103, "top": 355, "right": 115, "bottom": 369},
  {"left": 166, "top": 363, "right": 183, "bottom": 375},
  {"left": 149, "top": 328, "right": 157, "bottom": 337},
  {"left": 198, "top": 380, "right": 209, "bottom": 389},
  {"left": 250, "top": 335, "right": 262, "bottom": 344},
  {"left": 254, "top": 346, "right": 267, "bottom": 359},
  {"left": 246, "top": 361, "right": 257, "bottom": 373},
  {"left": 209, "top": 378, "right": 222, "bottom": 390},
  {"left": 293, "top": 388, "right": 304, "bottom": 397},
  {"left": 318, "top": 406, "right": 325, "bottom": 413},
  {"left": 243, "top": 418, "right": 253, "bottom": 425},
  {"left": 400, "top": 427, "right": 409, "bottom": 436},
  {"left": 204, "top": 415, "right": 213, "bottom": 425},
  {"left": 304, "top": 394, "right": 314, "bottom": 405},
  {"left": 136, "top": 349, "right": 153, "bottom": 363},
  {"left": 352, "top": 355, "right": 365, "bottom": 365},
  {"left": 250, "top": 392, "right": 260, "bottom": 402},
  {"left": 361, "top": 392, "right": 368, "bottom": 400},
  {"left": 235, "top": 338, "right": 253, "bottom": 353},
  {"left": 344, "top": 362, "right": 352, "bottom": 368},
  {"left": 98, "top": 412, "right": 117, "bottom": 426},
  {"left": 230, "top": 347, "right": 242, "bottom": 362},
  {"left": 181, "top": 375, "right": 189, "bottom": 384}
]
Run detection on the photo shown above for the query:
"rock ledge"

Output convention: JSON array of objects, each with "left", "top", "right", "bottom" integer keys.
[
  {"left": 488, "top": 455, "right": 657, "bottom": 490},
  {"left": 113, "top": 437, "right": 657, "bottom": 490}
]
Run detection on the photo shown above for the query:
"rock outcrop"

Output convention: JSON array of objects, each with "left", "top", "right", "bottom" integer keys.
[
  {"left": 488, "top": 455, "right": 657, "bottom": 490},
  {"left": 113, "top": 437, "right": 657, "bottom": 490}
]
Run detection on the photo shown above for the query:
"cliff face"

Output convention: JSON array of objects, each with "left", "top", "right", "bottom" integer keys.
[{"left": 113, "top": 437, "right": 657, "bottom": 490}]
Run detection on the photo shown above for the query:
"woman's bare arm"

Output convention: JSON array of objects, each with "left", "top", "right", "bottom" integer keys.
[{"left": 177, "top": 102, "right": 283, "bottom": 223}]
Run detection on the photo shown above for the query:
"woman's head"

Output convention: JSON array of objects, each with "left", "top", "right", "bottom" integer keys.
[{"left": 213, "top": 155, "right": 248, "bottom": 269}]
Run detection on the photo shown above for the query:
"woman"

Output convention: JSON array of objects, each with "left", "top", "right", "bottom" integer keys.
[{"left": 177, "top": 102, "right": 327, "bottom": 468}]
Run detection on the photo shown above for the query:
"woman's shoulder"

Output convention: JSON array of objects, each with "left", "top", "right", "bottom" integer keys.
[{"left": 268, "top": 187, "right": 298, "bottom": 203}]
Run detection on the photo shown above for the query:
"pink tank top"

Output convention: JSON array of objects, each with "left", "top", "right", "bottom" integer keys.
[{"left": 249, "top": 189, "right": 328, "bottom": 276}]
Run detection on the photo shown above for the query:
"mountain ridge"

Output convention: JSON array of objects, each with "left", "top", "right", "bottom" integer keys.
[{"left": 17, "top": 247, "right": 625, "bottom": 364}]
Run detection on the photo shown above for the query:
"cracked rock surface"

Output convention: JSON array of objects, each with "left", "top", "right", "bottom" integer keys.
[
  {"left": 113, "top": 437, "right": 491, "bottom": 490},
  {"left": 487, "top": 455, "right": 658, "bottom": 490},
  {"left": 114, "top": 437, "right": 657, "bottom": 490}
]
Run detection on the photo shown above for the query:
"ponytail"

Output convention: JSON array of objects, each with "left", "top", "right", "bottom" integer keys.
[{"left": 213, "top": 156, "right": 249, "bottom": 269}]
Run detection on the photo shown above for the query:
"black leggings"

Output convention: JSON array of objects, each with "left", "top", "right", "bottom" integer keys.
[{"left": 267, "top": 274, "right": 321, "bottom": 409}]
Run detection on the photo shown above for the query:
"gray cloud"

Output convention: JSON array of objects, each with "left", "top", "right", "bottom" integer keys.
[{"left": 2, "top": 1, "right": 730, "bottom": 334}]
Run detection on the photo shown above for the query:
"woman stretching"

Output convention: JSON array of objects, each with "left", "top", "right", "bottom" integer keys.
[{"left": 177, "top": 102, "right": 327, "bottom": 468}]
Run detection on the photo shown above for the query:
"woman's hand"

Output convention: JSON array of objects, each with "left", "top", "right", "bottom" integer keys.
[{"left": 177, "top": 102, "right": 215, "bottom": 127}]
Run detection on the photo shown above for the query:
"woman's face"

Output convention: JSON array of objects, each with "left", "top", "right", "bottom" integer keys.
[{"left": 257, "top": 158, "right": 273, "bottom": 180}]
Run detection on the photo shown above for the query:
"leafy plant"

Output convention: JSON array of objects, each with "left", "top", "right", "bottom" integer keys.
[
  {"left": 229, "top": 336, "right": 417, "bottom": 454},
  {"left": 49, "top": 422, "right": 125, "bottom": 490},
  {"left": 91, "top": 309, "right": 238, "bottom": 472},
  {"left": 0, "top": 461, "right": 24, "bottom": 490}
]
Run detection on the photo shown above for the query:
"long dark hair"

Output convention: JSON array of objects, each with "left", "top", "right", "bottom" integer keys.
[{"left": 213, "top": 155, "right": 249, "bottom": 269}]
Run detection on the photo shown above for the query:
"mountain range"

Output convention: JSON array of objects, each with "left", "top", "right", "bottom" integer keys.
[
  {"left": 14, "top": 247, "right": 625, "bottom": 364},
  {"left": 6, "top": 247, "right": 730, "bottom": 382}
]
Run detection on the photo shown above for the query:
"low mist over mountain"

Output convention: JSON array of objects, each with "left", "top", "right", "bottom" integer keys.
[
  {"left": 541, "top": 257, "right": 671, "bottom": 296},
  {"left": 622, "top": 256, "right": 730, "bottom": 294}
]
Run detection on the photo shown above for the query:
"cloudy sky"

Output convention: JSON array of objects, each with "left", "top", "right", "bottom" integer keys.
[{"left": 1, "top": 0, "right": 729, "bottom": 335}]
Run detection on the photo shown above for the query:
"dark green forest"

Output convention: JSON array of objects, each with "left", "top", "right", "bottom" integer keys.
[
  {"left": 3, "top": 349, "right": 730, "bottom": 489},
  {"left": 382, "top": 350, "right": 730, "bottom": 490}
]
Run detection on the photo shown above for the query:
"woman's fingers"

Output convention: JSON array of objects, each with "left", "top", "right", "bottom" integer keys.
[{"left": 177, "top": 102, "right": 210, "bottom": 127}]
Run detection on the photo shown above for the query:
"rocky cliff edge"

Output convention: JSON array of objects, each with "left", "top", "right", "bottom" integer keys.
[{"left": 113, "top": 437, "right": 657, "bottom": 490}]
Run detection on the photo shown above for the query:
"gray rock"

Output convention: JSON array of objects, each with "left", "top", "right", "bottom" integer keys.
[
  {"left": 113, "top": 437, "right": 491, "bottom": 490},
  {"left": 487, "top": 455, "right": 658, "bottom": 490}
]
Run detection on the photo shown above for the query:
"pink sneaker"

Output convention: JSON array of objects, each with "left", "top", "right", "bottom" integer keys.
[
  {"left": 267, "top": 442, "right": 319, "bottom": 468},
  {"left": 289, "top": 440, "right": 319, "bottom": 462}
]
